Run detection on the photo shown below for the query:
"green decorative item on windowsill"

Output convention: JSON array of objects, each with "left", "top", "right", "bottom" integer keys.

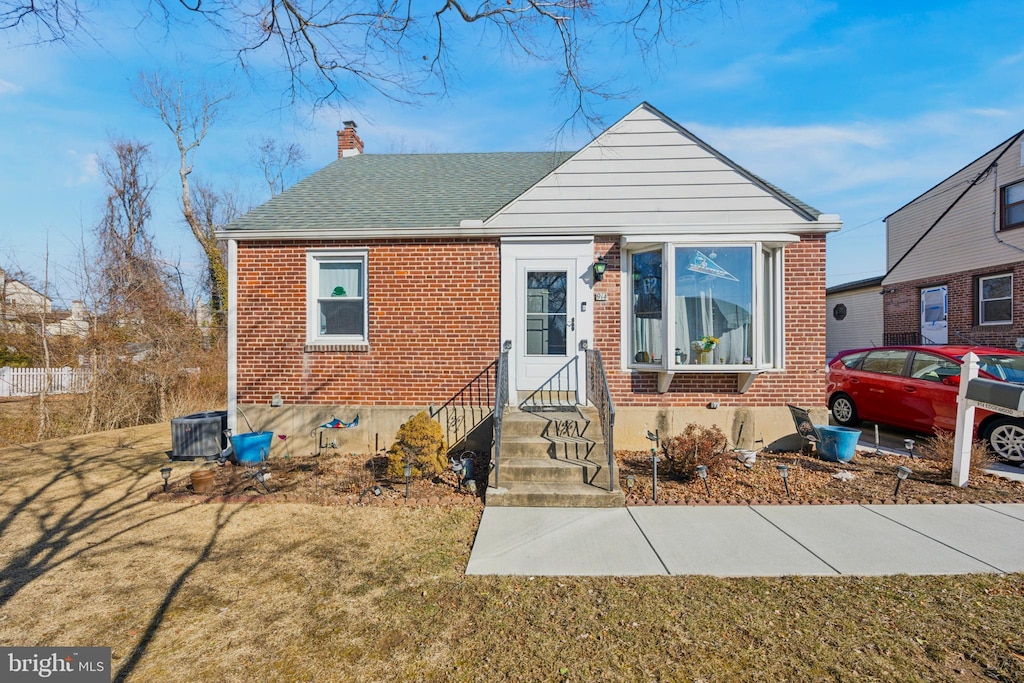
[{"left": 332, "top": 286, "right": 347, "bottom": 296}]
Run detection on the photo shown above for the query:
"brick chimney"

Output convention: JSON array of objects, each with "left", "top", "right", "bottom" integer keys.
[{"left": 337, "top": 120, "right": 364, "bottom": 158}]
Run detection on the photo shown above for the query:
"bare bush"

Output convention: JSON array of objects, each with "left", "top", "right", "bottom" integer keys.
[
  {"left": 917, "top": 429, "right": 994, "bottom": 480},
  {"left": 660, "top": 423, "right": 729, "bottom": 481}
]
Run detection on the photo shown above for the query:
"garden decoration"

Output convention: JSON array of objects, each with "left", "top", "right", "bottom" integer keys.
[{"left": 646, "top": 429, "right": 660, "bottom": 502}]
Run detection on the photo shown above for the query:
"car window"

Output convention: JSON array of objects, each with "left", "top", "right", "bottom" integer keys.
[
  {"left": 837, "top": 351, "right": 867, "bottom": 368},
  {"left": 860, "top": 349, "right": 910, "bottom": 376},
  {"left": 977, "top": 354, "right": 1024, "bottom": 383},
  {"left": 909, "top": 352, "right": 960, "bottom": 382}
]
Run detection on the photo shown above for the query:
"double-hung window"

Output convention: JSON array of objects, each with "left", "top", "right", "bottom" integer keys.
[
  {"left": 626, "top": 239, "right": 786, "bottom": 371},
  {"left": 1002, "top": 180, "right": 1024, "bottom": 231},
  {"left": 978, "top": 273, "right": 1012, "bottom": 325},
  {"left": 307, "top": 249, "right": 368, "bottom": 345}
]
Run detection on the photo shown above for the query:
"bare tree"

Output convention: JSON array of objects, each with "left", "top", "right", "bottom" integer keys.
[
  {"left": 2, "top": 1, "right": 716, "bottom": 124},
  {"left": 252, "top": 137, "right": 306, "bottom": 198},
  {"left": 136, "top": 72, "right": 233, "bottom": 323}
]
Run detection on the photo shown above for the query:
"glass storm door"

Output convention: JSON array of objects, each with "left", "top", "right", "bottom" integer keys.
[{"left": 516, "top": 260, "right": 577, "bottom": 390}]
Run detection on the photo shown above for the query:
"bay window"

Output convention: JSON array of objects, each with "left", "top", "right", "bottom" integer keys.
[{"left": 627, "top": 239, "right": 785, "bottom": 371}]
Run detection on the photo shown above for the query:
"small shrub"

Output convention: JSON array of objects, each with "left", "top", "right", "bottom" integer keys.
[
  {"left": 917, "top": 429, "right": 994, "bottom": 479},
  {"left": 386, "top": 411, "right": 447, "bottom": 480},
  {"left": 660, "top": 423, "right": 729, "bottom": 480}
]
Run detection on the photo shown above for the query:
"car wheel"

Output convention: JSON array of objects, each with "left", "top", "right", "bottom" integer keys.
[
  {"left": 985, "top": 418, "right": 1024, "bottom": 462},
  {"left": 830, "top": 394, "right": 860, "bottom": 427}
]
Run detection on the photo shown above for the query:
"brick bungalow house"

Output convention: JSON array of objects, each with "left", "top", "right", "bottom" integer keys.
[{"left": 218, "top": 103, "right": 841, "bottom": 503}]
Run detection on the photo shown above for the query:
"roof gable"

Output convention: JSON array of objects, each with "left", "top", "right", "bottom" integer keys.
[{"left": 486, "top": 103, "right": 822, "bottom": 231}]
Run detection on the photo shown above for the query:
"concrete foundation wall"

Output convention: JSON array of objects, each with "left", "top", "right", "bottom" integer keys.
[{"left": 238, "top": 403, "right": 830, "bottom": 457}]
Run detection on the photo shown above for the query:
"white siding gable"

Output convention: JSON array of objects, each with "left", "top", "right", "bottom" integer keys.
[
  {"left": 486, "top": 103, "right": 833, "bottom": 234},
  {"left": 885, "top": 131, "right": 1024, "bottom": 285}
]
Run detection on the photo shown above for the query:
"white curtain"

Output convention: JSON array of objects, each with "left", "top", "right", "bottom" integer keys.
[{"left": 319, "top": 262, "right": 361, "bottom": 298}]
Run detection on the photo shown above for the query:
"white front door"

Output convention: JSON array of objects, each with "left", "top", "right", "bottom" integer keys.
[
  {"left": 920, "top": 285, "right": 948, "bottom": 345},
  {"left": 501, "top": 239, "right": 594, "bottom": 398},
  {"left": 516, "top": 259, "right": 577, "bottom": 389}
]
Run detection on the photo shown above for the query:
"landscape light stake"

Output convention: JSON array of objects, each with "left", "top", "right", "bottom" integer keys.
[
  {"left": 895, "top": 465, "right": 913, "bottom": 496},
  {"left": 873, "top": 425, "right": 883, "bottom": 456},
  {"left": 404, "top": 461, "right": 412, "bottom": 499},
  {"left": 626, "top": 474, "right": 636, "bottom": 492},
  {"left": 160, "top": 467, "right": 172, "bottom": 493},
  {"left": 777, "top": 463, "right": 791, "bottom": 496},
  {"left": 904, "top": 439, "right": 916, "bottom": 458},
  {"left": 695, "top": 465, "right": 710, "bottom": 496},
  {"left": 646, "top": 430, "right": 660, "bottom": 502}
]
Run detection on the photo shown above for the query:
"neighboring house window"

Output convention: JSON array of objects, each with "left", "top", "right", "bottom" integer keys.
[
  {"left": 307, "top": 250, "right": 368, "bottom": 345},
  {"left": 979, "top": 273, "right": 1012, "bottom": 325},
  {"left": 1002, "top": 180, "right": 1024, "bottom": 230},
  {"left": 627, "top": 242, "right": 783, "bottom": 369}
]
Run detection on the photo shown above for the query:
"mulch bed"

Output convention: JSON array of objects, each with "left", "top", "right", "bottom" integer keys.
[
  {"left": 149, "top": 447, "right": 1024, "bottom": 507},
  {"left": 618, "top": 448, "right": 1024, "bottom": 505}
]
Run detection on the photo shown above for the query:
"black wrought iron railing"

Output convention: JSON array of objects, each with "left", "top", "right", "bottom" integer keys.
[
  {"left": 430, "top": 360, "right": 497, "bottom": 453},
  {"left": 492, "top": 340, "right": 511, "bottom": 489},
  {"left": 584, "top": 346, "right": 616, "bottom": 492},
  {"left": 518, "top": 355, "right": 579, "bottom": 410}
]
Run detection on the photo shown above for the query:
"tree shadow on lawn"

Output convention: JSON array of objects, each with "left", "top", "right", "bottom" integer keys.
[{"left": 0, "top": 428, "right": 255, "bottom": 681}]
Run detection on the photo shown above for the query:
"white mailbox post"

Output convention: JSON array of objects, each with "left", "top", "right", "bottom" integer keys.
[{"left": 952, "top": 352, "right": 1024, "bottom": 486}]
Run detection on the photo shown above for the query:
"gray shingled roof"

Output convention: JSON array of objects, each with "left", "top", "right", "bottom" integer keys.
[{"left": 224, "top": 151, "right": 574, "bottom": 232}]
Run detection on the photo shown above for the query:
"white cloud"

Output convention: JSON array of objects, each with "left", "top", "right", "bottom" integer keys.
[
  {"left": 65, "top": 150, "right": 100, "bottom": 186},
  {"left": 0, "top": 78, "right": 21, "bottom": 95}
]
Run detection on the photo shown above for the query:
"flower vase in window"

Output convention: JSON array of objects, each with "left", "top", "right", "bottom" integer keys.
[{"left": 691, "top": 336, "right": 718, "bottom": 364}]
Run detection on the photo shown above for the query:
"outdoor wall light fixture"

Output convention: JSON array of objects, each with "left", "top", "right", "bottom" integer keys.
[
  {"left": 593, "top": 256, "right": 607, "bottom": 281},
  {"left": 403, "top": 461, "right": 413, "bottom": 499},
  {"left": 903, "top": 439, "right": 916, "bottom": 458},
  {"left": 895, "top": 465, "right": 913, "bottom": 496},
  {"left": 695, "top": 465, "right": 710, "bottom": 496},
  {"left": 777, "top": 463, "right": 791, "bottom": 496},
  {"left": 160, "top": 467, "right": 172, "bottom": 493},
  {"left": 646, "top": 430, "right": 660, "bottom": 502}
]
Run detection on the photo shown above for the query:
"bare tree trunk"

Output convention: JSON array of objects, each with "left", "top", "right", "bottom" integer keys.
[{"left": 35, "top": 251, "right": 52, "bottom": 440}]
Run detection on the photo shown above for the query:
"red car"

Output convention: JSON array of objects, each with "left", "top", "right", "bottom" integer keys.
[{"left": 826, "top": 345, "right": 1024, "bottom": 462}]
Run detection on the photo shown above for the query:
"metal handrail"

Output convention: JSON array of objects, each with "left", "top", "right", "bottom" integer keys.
[
  {"left": 429, "top": 360, "right": 497, "bottom": 451},
  {"left": 518, "top": 355, "right": 579, "bottom": 410},
  {"left": 491, "top": 340, "right": 511, "bottom": 489},
  {"left": 585, "top": 347, "right": 617, "bottom": 492}
]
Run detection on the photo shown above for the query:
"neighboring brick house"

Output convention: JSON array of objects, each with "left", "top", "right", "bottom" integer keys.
[
  {"left": 218, "top": 103, "right": 841, "bottom": 471},
  {"left": 883, "top": 129, "right": 1024, "bottom": 349}
]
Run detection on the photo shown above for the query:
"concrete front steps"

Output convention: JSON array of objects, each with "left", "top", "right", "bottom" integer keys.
[{"left": 486, "top": 406, "right": 624, "bottom": 508}]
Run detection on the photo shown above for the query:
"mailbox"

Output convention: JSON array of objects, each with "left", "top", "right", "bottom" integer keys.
[{"left": 965, "top": 377, "right": 1024, "bottom": 417}]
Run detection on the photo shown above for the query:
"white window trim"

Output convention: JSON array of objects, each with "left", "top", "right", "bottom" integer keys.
[
  {"left": 306, "top": 249, "right": 369, "bottom": 346},
  {"left": 979, "top": 272, "right": 1012, "bottom": 326},
  {"left": 619, "top": 239, "right": 787, "bottom": 391}
]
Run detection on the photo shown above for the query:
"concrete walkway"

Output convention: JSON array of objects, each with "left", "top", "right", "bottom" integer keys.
[{"left": 466, "top": 503, "right": 1024, "bottom": 577}]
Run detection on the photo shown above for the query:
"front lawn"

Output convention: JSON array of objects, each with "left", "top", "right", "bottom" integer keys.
[{"left": 0, "top": 425, "right": 1022, "bottom": 681}]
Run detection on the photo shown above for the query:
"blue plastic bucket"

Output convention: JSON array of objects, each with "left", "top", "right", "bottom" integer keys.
[
  {"left": 231, "top": 431, "right": 273, "bottom": 464},
  {"left": 816, "top": 425, "right": 860, "bottom": 462}
]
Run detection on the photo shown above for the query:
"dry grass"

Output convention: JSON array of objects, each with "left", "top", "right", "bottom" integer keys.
[{"left": 1, "top": 425, "right": 1023, "bottom": 681}]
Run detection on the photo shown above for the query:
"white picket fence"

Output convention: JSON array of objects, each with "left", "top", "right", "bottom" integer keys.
[{"left": 0, "top": 366, "right": 93, "bottom": 397}]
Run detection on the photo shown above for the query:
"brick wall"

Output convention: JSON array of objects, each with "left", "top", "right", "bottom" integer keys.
[
  {"left": 236, "top": 238, "right": 501, "bottom": 405},
  {"left": 593, "top": 234, "right": 827, "bottom": 408},
  {"left": 884, "top": 261, "right": 1024, "bottom": 348},
  {"left": 238, "top": 234, "right": 828, "bottom": 409}
]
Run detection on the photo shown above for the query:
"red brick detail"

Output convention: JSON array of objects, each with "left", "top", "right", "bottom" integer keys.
[
  {"left": 883, "top": 262, "right": 1024, "bottom": 348},
  {"left": 337, "top": 125, "right": 364, "bottom": 157},
  {"left": 593, "top": 235, "right": 827, "bottom": 408},
  {"left": 236, "top": 238, "right": 500, "bottom": 405}
]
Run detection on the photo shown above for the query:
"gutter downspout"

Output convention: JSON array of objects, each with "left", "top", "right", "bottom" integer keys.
[{"left": 227, "top": 238, "right": 238, "bottom": 434}]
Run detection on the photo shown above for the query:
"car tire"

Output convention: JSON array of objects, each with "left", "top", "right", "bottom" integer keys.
[
  {"left": 984, "top": 418, "right": 1024, "bottom": 463},
  {"left": 829, "top": 393, "right": 860, "bottom": 427}
]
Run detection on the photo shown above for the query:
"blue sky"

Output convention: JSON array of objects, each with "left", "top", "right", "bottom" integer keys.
[{"left": 3, "top": 0, "right": 1024, "bottom": 303}]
